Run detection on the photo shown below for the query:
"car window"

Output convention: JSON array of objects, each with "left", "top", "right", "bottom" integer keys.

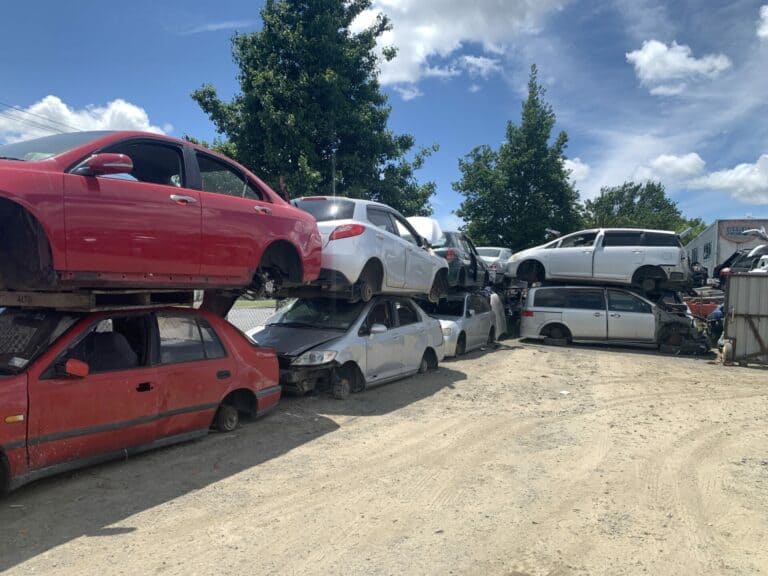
[
  {"left": 607, "top": 290, "right": 652, "bottom": 314},
  {"left": 199, "top": 320, "right": 226, "bottom": 359},
  {"left": 196, "top": 152, "right": 263, "bottom": 201},
  {"left": 66, "top": 315, "right": 149, "bottom": 373},
  {"left": 101, "top": 141, "right": 184, "bottom": 187},
  {"left": 395, "top": 300, "right": 419, "bottom": 326},
  {"left": 568, "top": 289, "right": 606, "bottom": 310},
  {"left": 643, "top": 232, "right": 681, "bottom": 247},
  {"left": 367, "top": 207, "right": 398, "bottom": 235},
  {"left": 157, "top": 314, "right": 206, "bottom": 364},
  {"left": 0, "top": 309, "right": 80, "bottom": 374},
  {"left": 602, "top": 231, "right": 643, "bottom": 247},
  {"left": 533, "top": 288, "right": 567, "bottom": 308},
  {"left": 294, "top": 198, "right": 355, "bottom": 221},
  {"left": 477, "top": 248, "right": 501, "bottom": 257},
  {"left": 558, "top": 232, "right": 597, "bottom": 248},
  {"left": 364, "top": 301, "right": 393, "bottom": 331},
  {"left": 391, "top": 214, "right": 421, "bottom": 246},
  {"left": 469, "top": 294, "right": 490, "bottom": 314}
]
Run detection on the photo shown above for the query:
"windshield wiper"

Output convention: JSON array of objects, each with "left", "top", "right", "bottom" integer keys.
[
  {"left": 0, "top": 156, "right": 24, "bottom": 161},
  {"left": 267, "top": 321, "right": 319, "bottom": 328}
]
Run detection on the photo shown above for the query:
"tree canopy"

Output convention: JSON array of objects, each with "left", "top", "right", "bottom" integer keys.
[
  {"left": 453, "top": 66, "right": 582, "bottom": 251},
  {"left": 583, "top": 181, "right": 706, "bottom": 242},
  {"left": 192, "top": 0, "right": 435, "bottom": 215}
]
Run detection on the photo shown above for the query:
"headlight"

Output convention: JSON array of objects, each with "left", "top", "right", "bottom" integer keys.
[
  {"left": 442, "top": 327, "right": 453, "bottom": 337},
  {"left": 292, "top": 350, "right": 337, "bottom": 366}
]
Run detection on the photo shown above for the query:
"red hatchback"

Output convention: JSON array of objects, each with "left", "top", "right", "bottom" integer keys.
[
  {"left": 0, "top": 131, "right": 322, "bottom": 292},
  {"left": 0, "top": 306, "right": 280, "bottom": 492}
]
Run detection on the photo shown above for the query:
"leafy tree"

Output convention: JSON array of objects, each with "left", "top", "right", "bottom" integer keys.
[
  {"left": 192, "top": 0, "right": 435, "bottom": 215},
  {"left": 583, "top": 181, "right": 705, "bottom": 242},
  {"left": 453, "top": 65, "right": 582, "bottom": 250}
]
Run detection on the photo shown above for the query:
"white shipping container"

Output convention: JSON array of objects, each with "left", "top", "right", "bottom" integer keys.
[
  {"left": 723, "top": 274, "right": 768, "bottom": 364},
  {"left": 686, "top": 219, "right": 768, "bottom": 277}
]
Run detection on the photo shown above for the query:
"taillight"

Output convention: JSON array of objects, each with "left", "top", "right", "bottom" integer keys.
[
  {"left": 445, "top": 248, "right": 457, "bottom": 262},
  {"left": 720, "top": 268, "right": 731, "bottom": 277},
  {"left": 522, "top": 309, "right": 534, "bottom": 317},
  {"left": 329, "top": 224, "right": 365, "bottom": 241},
  {"left": 490, "top": 262, "right": 498, "bottom": 270}
]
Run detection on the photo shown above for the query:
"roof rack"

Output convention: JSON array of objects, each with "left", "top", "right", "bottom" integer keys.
[{"left": 0, "top": 289, "right": 195, "bottom": 312}]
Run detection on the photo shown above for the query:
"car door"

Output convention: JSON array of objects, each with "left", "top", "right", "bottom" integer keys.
[
  {"left": 561, "top": 288, "right": 607, "bottom": 340},
  {"left": 366, "top": 207, "right": 406, "bottom": 289},
  {"left": 195, "top": 151, "right": 282, "bottom": 283},
  {"left": 463, "top": 237, "right": 485, "bottom": 285},
  {"left": 393, "top": 299, "right": 424, "bottom": 372},
  {"left": 593, "top": 231, "right": 644, "bottom": 282},
  {"left": 606, "top": 289, "right": 656, "bottom": 342},
  {"left": 152, "top": 312, "right": 234, "bottom": 439},
  {"left": 27, "top": 313, "right": 159, "bottom": 470},
  {"left": 544, "top": 231, "right": 598, "bottom": 279},
  {"left": 390, "top": 213, "right": 433, "bottom": 292},
  {"left": 469, "top": 294, "right": 493, "bottom": 347},
  {"left": 362, "top": 300, "right": 402, "bottom": 382},
  {"left": 63, "top": 138, "right": 202, "bottom": 276}
]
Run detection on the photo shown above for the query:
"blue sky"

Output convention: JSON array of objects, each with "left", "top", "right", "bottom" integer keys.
[{"left": 1, "top": 0, "right": 767, "bottom": 231}]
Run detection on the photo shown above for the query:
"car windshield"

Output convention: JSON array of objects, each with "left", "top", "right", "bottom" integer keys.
[
  {"left": 267, "top": 298, "right": 366, "bottom": 331},
  {"left": 294, "top": 198, "right": 355, "bottom": 221},
  {"left": 432, "top": 232, "right": 459, "bottom": 249},
  {"left": 0, "top": 131, "right": 111, "bottom": 161},
  {"left": 418, "top": 298, "right": 465, "bottom": 317},
  {"left": 0, "top": 308, "right": 80, "bottom": 375},
  {"left": 477, "top": 248, "right": 501, "bottom": 257}
]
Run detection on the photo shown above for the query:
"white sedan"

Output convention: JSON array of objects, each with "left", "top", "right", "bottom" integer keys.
[{"left": 293, "top": 197, "right": 449, "bottom": 302}]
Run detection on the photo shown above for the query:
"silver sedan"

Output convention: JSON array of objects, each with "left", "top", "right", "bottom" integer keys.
[
  {"left": 418, "top": 292, "right": 497, "bottom": 357},
  {"left": 247, "top": 296, "right": 445, "bottom": 399}
]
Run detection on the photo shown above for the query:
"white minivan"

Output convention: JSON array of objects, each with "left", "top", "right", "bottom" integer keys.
[
  {"left": 521, "top": 286, "right": 659, "bottom": 346},
  {"left": 506, "top": 229, "right": 689, "bottom": 291}
]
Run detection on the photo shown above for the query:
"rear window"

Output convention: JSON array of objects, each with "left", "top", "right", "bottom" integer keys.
[
  {"left": 477, "top": 248, "right": 501, "bottom": 257},
  {"left": 603, "top": 231, "right": 643, "bottom": 247},
  {"left": 643, "top": 232, "right": 681, "bottom": 247},
  {"left": 533, "top": 288, "right": 567, "bottom": 308},
  {"left": 294, "top": 198, "right": 355, "bottom": 221}
]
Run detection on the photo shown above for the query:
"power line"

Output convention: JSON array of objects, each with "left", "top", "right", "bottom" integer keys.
[
  {"left": 0, "top": 108, "right": 67, "bottom": 135},
  {"left": 0, "top": 99, "right": 80, "bottom": 133}
]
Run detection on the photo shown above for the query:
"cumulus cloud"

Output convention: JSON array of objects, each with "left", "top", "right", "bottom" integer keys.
[
  {"left": 626, "top": 40, "right": 731, "bottom": 96},
  {"left": 564, "top": 157, "right": 591, "bottom": 185},
  {"left": 352, "top": 0, "right": 567, "bottom": 88},
  {"left": 0, "top": 95, "right": 168, "bottom": 143},
  {"left": 178, "top": 20, "right": 256, "bottom": 35},
  {"left": 692, "top": 155, "right": 768, "bottom": 204},
  {"left": 392, "top": 85, "right": 424, "bottom": 101},
  {"left": 460, "top": 55, "right": 503, "bottom": 79},
  {"left": 759, "top": 5, "right": 768, "bottom": 41},
  {"left": 649, "top": 153, "right": 706, "bottom": 179}
]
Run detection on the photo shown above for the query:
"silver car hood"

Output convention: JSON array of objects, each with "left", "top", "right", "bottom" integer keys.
[{"left": 251, "top": 325, "right": 345, "bottom": 358}]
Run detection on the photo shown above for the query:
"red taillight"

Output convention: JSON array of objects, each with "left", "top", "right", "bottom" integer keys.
[
  {"left": 522, "top": 309, "right": 534, "bottom": 317},
  {"left": 720, "top": 268, "right": 731, "bottom": 277},
  {"left": 445, "top": 248, "right": 457, "bottom": 262},
  {"left": 329, "top": 224, "right": 365, "bottom": 241},
  {"left": 489, "top": 263, "right": 498, "bottom": 270}
]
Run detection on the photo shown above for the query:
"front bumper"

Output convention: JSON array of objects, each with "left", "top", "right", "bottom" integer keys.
[{"left": 279, "top": 361, "right": 337, "bottom": 394}]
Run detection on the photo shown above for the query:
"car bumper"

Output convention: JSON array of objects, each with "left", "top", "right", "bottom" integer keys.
[{"left": 279, "top": 362, "right": 337, "bottom": 394}]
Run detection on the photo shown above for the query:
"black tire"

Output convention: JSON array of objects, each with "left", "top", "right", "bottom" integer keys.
[
  {"left": 544, "top": 324, "right": 570, "bottom": 346},
  {"left": 358, "top": 278, "right": 374, "bottom": 302},
  {"left": 418, "top": 352, "right": 429, "bottom": 374},
  {"left": 455, "top": 333, "right": 466, "bottom": 356},
  {"left": 487, "top": 327, "right": 496, "bottom": 346},
  {"left": 215, "top": 404, "right": 239, "bottom": 432}
]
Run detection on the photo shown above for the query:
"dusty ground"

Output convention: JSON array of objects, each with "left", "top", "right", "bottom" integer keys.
[{"left": 1, "top": 341, "right": 767, "bottom": 575}]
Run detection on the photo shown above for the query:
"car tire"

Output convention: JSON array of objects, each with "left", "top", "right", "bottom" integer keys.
[
  {"left": 214, "top": 404, "right": 239, "bottom": 432},
  {"left": 544, "top": 325, "right": 570, "bottom": 346},
  {"left": 332, "top": 374, "right": 351, "bottom": 400},
  {"left": 455, "top": 333, "right": 466, "bottom": 356},
  {"left": 487, "top": 327, "right": 496, "bottom": 346},
  {"left": 418, "top": 352, "right": 430, "bottom": 374},
  {"left": 358, "top": 278, "right": 374, "bottom": 303}
]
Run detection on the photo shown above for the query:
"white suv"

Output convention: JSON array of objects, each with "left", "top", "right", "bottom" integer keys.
[
  {"left": 293, "top": 197, "right": 449, "bottom": 302},
  {"left": 505, "top": 228, "right": 689, "bottom": 291}
]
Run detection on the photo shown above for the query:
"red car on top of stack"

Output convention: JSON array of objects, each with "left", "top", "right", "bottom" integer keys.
[{"left": 0, "top": 131, "right": 322, "bottom": 293}]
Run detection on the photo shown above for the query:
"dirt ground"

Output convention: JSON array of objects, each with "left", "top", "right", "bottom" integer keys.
[{"left": 1, "top": 341, "right": 767, "bottom": 575}]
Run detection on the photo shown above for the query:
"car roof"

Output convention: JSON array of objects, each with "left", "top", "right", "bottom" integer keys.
[
  {"left": 599, "top": 228, "right": 677, "bottom": 235},
  {"left": 296, "top": 195, "right": 394, "bottom": 212}
]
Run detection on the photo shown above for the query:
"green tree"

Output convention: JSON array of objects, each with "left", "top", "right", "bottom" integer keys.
[
  {"left": 453, "top": 65, "right": 582, "bottom": 250},
  {"left": 191, "top": 0, "right": 435, "bottom": 215},
  {"left": 583, "top": 181, "right": 705, "bottom": 242}
]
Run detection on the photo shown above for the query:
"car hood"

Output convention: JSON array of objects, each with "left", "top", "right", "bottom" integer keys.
[{"left": 249, "top": 325, "right": 345, "bottom": 358}]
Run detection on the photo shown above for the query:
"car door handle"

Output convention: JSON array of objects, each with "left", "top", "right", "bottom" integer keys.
[
  {"left": 593, "top": 312, "right": 602, "bottom": 317},
  {"left": 135, "top": 382, "right": 154, "bottom": 392},
  {"left": 169, "top": 194, "right": 197, "bottom": 204},
  {"left": 582, "top": 250, "right": 593, "bottom": 254},
  {"left": 610, "top": 313, "right": 621, "bottom": 318},
  {"left": 254, "top": 206, "right": 272, "bottom": 215},
  {"left": 217, "top": 370, "right": 231, "bottom": 380}
]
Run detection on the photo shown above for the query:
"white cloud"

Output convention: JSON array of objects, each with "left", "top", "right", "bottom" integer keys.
[
  {"left": 648, "top": 152, "right": 706, "bottom": 179},
  {"left": 469, "top": 84, "right": 482, "bottom": 93},
  {"left": 626, "top": 40, "right": 731, "bottom": 96},
  {"left": 353, "top": 0, "right": 567, "bottom": 86},
  {"left": 692, "top": 155, "right": 768, "bottom": 204},
  {"left": 179, "top": 20, "right": 256, "bottom": 35},
  {"left": 564, "top": 157, "right": 590, "bottom": 184},
  {"left": 0, "top": 95, "right": 168, "bottom": 143},
  {"left": 392, "top": 85, "right": 424, "bottom": 101},
  {"left": 460, "top": 55, "right": 503, "bottom": 79},
  {"left": 437, "top": 212, "right": 465, "bottom": 232},
  {"left": 758, "top": 5, "right": 768, "bottom": 41}
]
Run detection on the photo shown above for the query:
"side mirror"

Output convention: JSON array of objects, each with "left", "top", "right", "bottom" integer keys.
[
  {"left": 64, "top": 358, "right": 90, "bottom": 378},
  {"left": 468, "top": 309, "right": 475, "bottom": 317},
  {"left": 370, "top": 323, "right": 388, "bottom": 335},
  {"left": 72, "top": 153, "right": 133, "bottom": 176}
]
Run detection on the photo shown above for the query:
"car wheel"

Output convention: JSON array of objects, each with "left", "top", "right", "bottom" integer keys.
[
  {"left": 455, "top": 333, "right": 466, "bottom": 356},
  {"left": 358, "top": 278, "right": 374, "bottom": 302},
  {"left": 332, "top": 374, "right": 351, "bottom": 400},
  {"left": 544, "top": 325, "right": 570, "bottom": 346},
  {"left": 487, "top": 327, "right": 496, "bottom": 346},
  {"left": 418, "top": 352, "right": 430, "bottom": 374},
  {"left": 428, "top": 272, "right": 446, "bottom": 303},
  {"left": 215, "top": 404, "right": 239, "bottom": 432}
]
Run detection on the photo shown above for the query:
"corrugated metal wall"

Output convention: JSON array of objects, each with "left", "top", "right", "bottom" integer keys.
[{"left": 724, "top": 274, "right": 768, "bottom": 363}]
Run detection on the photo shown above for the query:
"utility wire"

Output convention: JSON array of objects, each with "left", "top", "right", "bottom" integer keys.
[
  {"left": 0, "top": 108, "right": 67, "bottom": 134},
  {"left": 0, "top": 99, "right": 81, "bottom": 133}
]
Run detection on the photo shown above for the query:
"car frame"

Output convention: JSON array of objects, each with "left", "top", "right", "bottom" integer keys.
[
  {"left": 291, "top": 196, "right": 449, "bottom": 302},
  {"left": 0, "top": 306, "right": 280, "bottom": 492},
  {"left": 0, "top": 131, "right": 322, "bottom": 294},
  {"left": 417, "top": 292, "right": 497, "bottom": 357},
  {"left": 506, "top": 228, "right": 689, "bottom": 292},
  {"left": 247, "top": 296, "right": 445, "bottom": 399}
]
